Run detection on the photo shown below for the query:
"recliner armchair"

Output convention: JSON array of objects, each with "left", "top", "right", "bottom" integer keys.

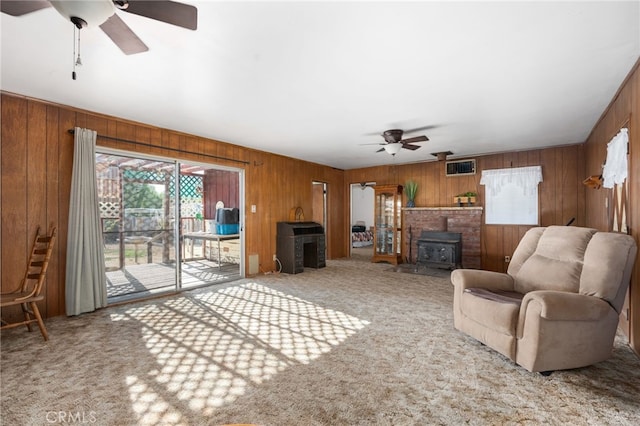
[{"left": 451, "top": 225, "right": 637, "bottom": 373}]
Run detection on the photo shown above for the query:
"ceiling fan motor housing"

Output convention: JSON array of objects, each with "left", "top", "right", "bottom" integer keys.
[{"left": 383, "top": 129, "right": 404, "bottom": 143}]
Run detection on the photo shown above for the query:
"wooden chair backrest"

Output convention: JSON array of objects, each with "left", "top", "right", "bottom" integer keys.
[{"left": 20, "top": 226, "right": 57, "bottom": 298}]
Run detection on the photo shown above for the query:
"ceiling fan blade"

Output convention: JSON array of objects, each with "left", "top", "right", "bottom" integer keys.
[
  {"left": 401, "top": 135, "right": 428, "bottom": 144},
  {"left": 402, "top": 144, "right": 421, "bottom": 151},
  {"left": 122, "top": 1, "right": 197, "bottom": 30},
  {"left": 1, "top": 0, "right": 50, "bottom": 16},
  {"left": 359, "top": 142, "right": 386, "bottom": 146},
  {"left": 376, "top": 147, "right": 386, "bottom": 153},
  {"left": 100, "top": 14, "right": 148, "bottom": 55},
  {"left": 404, "top": 125, "right": 439, "bottom": 133}
]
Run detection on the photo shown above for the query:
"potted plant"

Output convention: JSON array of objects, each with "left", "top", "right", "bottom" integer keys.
[
  {"left": 405, "top": 180, "right": 418, "bottom": 207},
  {"left": 454, "top": 191, "right": 477, "bottom": 206}
]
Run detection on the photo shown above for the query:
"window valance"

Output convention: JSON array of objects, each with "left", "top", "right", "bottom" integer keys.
[{"left": 480, "top": 165, "right": 543, "bottom": 196}]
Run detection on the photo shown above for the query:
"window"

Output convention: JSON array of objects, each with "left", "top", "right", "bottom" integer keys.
[{"left": 480, "top": 166, "right": 543, "bottom": 225}]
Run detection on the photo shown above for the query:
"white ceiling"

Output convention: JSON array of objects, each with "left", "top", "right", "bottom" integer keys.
[{"left": 2, "top": 1, "right": 639, "bottom": 170}]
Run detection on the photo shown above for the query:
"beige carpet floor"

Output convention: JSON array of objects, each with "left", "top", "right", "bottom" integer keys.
[{"left": 1, "top": 258, "right": 639, "bottom": 425}]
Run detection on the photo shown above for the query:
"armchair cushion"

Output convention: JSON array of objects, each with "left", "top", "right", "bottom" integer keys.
[
  {"left": 460, "top": 289, "right": 521, "bottom": 336},
  {"left": 511, "top": 226, "right": 596, "bottom": 294},
  {"left": 464, "top": 288, "right": 524, "bottom": 305}
]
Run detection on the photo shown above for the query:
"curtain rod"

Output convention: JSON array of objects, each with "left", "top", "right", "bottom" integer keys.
[{"left": 68, "top": 129, "right": 250, "bottom": 165}]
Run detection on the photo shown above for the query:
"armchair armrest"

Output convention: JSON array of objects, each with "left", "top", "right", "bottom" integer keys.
[
  {"left": 451, "top": 269, "right": 514, "bottom": 292},
  {"left": 520, "top": 290, "right": 612, "bottom": 322}
]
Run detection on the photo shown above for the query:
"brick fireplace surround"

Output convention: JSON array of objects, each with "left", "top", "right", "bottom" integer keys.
[{"left": 403, "top": 207, "right": 482, "bottom": 269}]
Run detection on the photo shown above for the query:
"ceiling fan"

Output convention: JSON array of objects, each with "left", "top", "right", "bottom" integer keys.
[
  {"left": 1, "top": 0, "right": 198, "bottom": 55},
  {"left": 362, "top": 127, "right": 432, "bottom": 155}
]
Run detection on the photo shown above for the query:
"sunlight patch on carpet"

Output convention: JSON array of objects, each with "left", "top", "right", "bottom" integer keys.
[{"left": 110, "top": 282, "right": 369, "bottom": 421}]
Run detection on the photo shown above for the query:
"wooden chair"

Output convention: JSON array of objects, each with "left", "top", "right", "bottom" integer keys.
[{"left": 1, "top": 226, "right": 57, "bottom": 341}]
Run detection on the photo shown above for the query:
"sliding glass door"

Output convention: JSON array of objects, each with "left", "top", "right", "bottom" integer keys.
[
  {"left": 96, "top": 153, "right": 178, "bottom": 301},
  {"left": 96, "top": 151, "right": 243, "bottom": 302},
  {"left": 179, "top": 162, "right": 242, "bottom": 288}
]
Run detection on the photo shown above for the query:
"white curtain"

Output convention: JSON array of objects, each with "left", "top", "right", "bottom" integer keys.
[
  {"left": 602, "top": 128, "right": 628, "bottom": 189},
  {"left": 66, "top": 127, "right": 107, "bottom": 316},
  {"left": 480, "top": 165, "right": 543, "bottom": 196}
]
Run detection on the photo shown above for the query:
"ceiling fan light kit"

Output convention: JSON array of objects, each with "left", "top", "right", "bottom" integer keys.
[
  {"left": 383, "top": 143, "right": 403, "bottom": 155},
  {"left": 48, "top": 1, "right": 119, "bottom": 80},
  {"left": 50, "top": 1, "right": 115, "bottom": 27}
]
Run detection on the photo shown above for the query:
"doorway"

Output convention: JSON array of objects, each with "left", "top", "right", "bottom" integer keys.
[
  {"left": 311, "top": 181, "right": 327, "bottom": 228},
  {"left": 350, "top": 182, "right": 375, "bottom": 260},
  {"left": 312, "top": 181, "right": 327, "bottom": 229}
]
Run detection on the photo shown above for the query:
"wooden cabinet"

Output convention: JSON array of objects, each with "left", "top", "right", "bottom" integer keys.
[{"left": 372, "top": 184, "right": 403, "bottom": 265}]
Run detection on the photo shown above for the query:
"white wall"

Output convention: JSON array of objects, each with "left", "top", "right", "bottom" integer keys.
[{"left": 351, "top": 184, "right": 374, "bottom": 229}]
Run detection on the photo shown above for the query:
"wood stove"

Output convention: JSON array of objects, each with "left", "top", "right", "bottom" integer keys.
[{"left": 416, "top": 231, "right": 462, "bottom": 270}]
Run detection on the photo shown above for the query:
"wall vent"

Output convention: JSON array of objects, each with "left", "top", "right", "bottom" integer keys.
[{"left": 446, "top": 159, "right": 476, "bottom": 176}]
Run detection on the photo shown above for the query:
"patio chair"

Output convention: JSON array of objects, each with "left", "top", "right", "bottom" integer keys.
[{"left": 1, "top": 226, "right": 57, "bottom": 341}]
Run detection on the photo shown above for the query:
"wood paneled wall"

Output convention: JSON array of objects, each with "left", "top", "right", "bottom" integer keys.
[
  {"left": 584, "top": 59, "right": 640, "bottom": 355},
  {"left": 345, "top": 144, "right": 586, "bottom": 273},
  {"left": 0, "top": 92, "right": 346, "bottom": 320},
  {"left": 1, "top": 97, "right": 70, "bottom": 321}
]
